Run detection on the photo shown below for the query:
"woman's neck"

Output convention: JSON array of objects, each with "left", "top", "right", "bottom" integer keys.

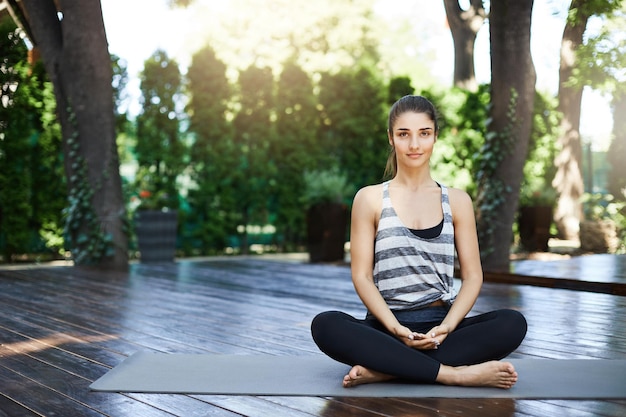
[{"left": 391, "top": 170, "right": 435, "bottom": 191}]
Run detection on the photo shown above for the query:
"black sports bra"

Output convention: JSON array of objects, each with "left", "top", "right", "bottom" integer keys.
[{"left": 409, "top": 218, "right": 444, "bottom": 239}]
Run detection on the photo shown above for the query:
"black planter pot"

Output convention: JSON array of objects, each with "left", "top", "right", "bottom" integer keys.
[
  {"left": 306, "top": 202, "right": 349, "bottom": 263},
  {"left": 135, "top": 210, "right": 178, "bottom": 263},
  {"left": 518, "top": 206, "right": 552, "bottom": 252}
]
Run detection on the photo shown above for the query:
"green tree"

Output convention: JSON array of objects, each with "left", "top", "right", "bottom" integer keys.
[
  {"left": 423, "top": 85, "right": 490, "bottom": 193},
  {"left": 387, "top": 76, "right": 414, "bottom": 105},
  {"left": 0, "top": 18, "right": 34, "bottom": 260},
  {"left": 0, "top": 17, "right": 65, "bottom": 262},
  {"left": 28, "top": 58, "right": 66, "bottom": 259},
  {"left": 552, "top": 0, "right": 622, "bottom": 239},
  {"left": 318, "top": 66, "right": 387, "bottom": 189},
  {"left": 574, "top": 4, "right": 626, "bottom": 200},
  {"left": 232, "top": 65, "right": 275, "bottom": 253},
  {"left": 271, "top": 59, "right": 319, "bottom": 249},
  {"left": 519, "top": 91, "right": 561, "bottom": 206},
  {"left": 185, "top": 45, "right": 236, "bottom": 253},
  {"left": 135, "top": 49, "right": 185, "bottom": 210}
]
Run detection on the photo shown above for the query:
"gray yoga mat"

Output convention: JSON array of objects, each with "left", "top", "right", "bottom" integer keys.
[{"left": 90, "top": 351, "right": 626, "bottom": 398}]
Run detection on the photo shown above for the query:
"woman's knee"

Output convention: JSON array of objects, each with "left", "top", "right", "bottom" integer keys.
[
  {"left": 311, "top": 311, "right": 351, "bottom": 344},
  {"left": 503, "top": 309, "right": 527, "bottom": 329},
  {"left": 499, "top": 309, "right": 528, "bottom": 343}
]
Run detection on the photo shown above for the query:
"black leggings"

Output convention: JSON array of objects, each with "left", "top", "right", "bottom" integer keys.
[{"left": 311, "top": 309, "right": 527, "bottom": 383}]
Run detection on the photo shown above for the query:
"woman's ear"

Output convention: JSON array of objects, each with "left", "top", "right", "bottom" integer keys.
[{"left": 387, "top": 129, "right": 393, "bottom": 146}]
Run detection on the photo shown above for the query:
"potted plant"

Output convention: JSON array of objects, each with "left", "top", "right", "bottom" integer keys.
[
  {"left": 517, "top": 186, "right": 557, "bottom": 252},
  {"left": 580, "top": 193, "right": 624, "bottom": 253},
  {"left": 133, "top": 189, "right": 178, "bottom": 263},
  {"left": 301, "top": 168, "right": 354, "bottom": 263}
]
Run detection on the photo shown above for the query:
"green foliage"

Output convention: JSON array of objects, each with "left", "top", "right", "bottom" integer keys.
[
  {"left": 112, "top": 54, "right": 129, "bottom": 125},
  {"left": 519, "top": 91, "right": 561, "bottom": 207},
  {"left": 583, "top": 192, "right": 626, "bottom": 221},
  {"left": 184, "top": 45, "right": 236, "bottom": 253},
  {"left": 29, "top": 63, "right": 66, "bottom": 256},
  {"left": 572, "top": 3, "right": 626, "bottom": 94},
  {"left": 519, "top": 187, "right": 558, "bottom": 207},
  {"left": 134, "top": 190, "right": 171, "bottom": 211},
  {"left": 271, "top": 60, "right": 320, "bottom": 248},
  {"left": 0, "top": 17, "right": 65, "bottom": 262},
  {"left": 567, "top": 0, "right": 623, "bottom": 26},
  {"left": 582, "top": 192, "right": 626, "bottom": 251},
  {"left": 301, "top": 168, "right": 355, "bottom": 208},
  {"left": 423, "top": 85, "right": 490, "bottom": 193},
  {"left": 111, "top": 54, "right": 135, "bottom": 165},
  {"left": 231, "top": 65, "right": 276, "bottom": 250},
  {"left": 387, "top": 76, "right": 414, "bottom": 105},
  {"left": 0, "top": 19, "right": 31, "bottom": 260},
  {"left": 318, "top": 66, "right": 387, "bottom": 188},
  {"left": 135, "top": 49, "right": 185, "bottom": 211}
]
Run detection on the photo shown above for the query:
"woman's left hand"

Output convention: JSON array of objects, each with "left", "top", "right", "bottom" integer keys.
[
  {"left": 412, "top": 324, "right": 450, "bottom": 350},
  {"left": 428, "top": 324, "right": 450, "bottom": 349}
]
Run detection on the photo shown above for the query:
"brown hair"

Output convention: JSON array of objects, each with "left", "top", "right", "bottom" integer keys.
[{"left": 384, "top": 95, "right": 440, "bottom": 179}]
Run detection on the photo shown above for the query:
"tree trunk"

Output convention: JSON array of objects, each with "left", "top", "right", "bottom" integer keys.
[
  {"left": 19, "top": 0, "right": 128, "bottom": 269},
  {"left": 476, "top": 0, "right": 536, "bottom": 271},
  {"left": 442, "top": 0, "right": 486, "bottom": 92},
  {"left": 552, "top": 0, "right": 590, "bottom": 240}
]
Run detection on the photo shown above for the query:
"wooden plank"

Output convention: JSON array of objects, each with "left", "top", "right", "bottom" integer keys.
[
  {"left": 0, "top": 364, "right": 107, "bottom": 417},
  {"left": 543, "top": 400, "right": 626, "bottom": 417},
  {"left": 0, "top": 394, "right": 41, "bottom": 417}
]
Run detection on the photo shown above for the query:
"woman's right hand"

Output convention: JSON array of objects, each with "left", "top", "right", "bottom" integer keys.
[{"left": 394, "top": 325, "right": 416, "bottom": 346}]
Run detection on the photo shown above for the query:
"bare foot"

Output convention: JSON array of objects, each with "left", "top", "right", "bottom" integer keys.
[
  {"left": 437, "top": 361, "right": 518, "bottom": 389},
  {"left": 343, "top": 365, "right": 395, "bottom": 388}
]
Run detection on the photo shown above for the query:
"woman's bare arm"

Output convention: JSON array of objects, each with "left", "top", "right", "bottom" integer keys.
[
  {"left": 349, "top": 186, "right": 411, "bottom": 338},
  {"left": 438, "top": 188, "right": 483, "bottom": 335}
]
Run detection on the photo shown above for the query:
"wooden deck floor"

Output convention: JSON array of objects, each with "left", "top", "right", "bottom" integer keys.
[
  {"left": 505, "top": 254, "right": 626, "bottom": 295},
  {"left": 0, "top": 255, "right": 625, "bottom": 417}
]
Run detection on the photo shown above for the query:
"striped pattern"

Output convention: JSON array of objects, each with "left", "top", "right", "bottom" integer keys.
[{"left": 373, "top": 181, "right": 457, "bottom": 310}]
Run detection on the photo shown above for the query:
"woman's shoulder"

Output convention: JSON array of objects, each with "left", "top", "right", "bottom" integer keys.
[
  {"left": 353, "top": 183, "right": 384, "bottom": 211},
  {"left": 352, "top": 183, "right": 386, "bottom": 226},
  {"left": 445, "top": 186, "right": 474, "bottom": 215},
  {"left": 445, "top": 186, "right": 471, "bottom": 200},
  {"left": 355, "top": 182, "right": 384, "bottom": 198}
]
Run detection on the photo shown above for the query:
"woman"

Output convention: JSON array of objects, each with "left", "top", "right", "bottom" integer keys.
[{"left": 311, "top": 95, "right": 527, "bottom": 389}]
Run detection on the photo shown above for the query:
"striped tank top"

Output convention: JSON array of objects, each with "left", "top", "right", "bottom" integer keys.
[{"left": 373, "top": 181, "right": 457, "bottom": 311}]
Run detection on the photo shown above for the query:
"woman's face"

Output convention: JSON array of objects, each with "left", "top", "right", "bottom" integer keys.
[{"left": 388, "top": 111, "right": 437, "bottom": 170}]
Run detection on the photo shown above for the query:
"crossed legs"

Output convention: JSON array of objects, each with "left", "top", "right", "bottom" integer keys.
[{"left": 311, "top": 309, "right": 527, "bottom": 388}]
